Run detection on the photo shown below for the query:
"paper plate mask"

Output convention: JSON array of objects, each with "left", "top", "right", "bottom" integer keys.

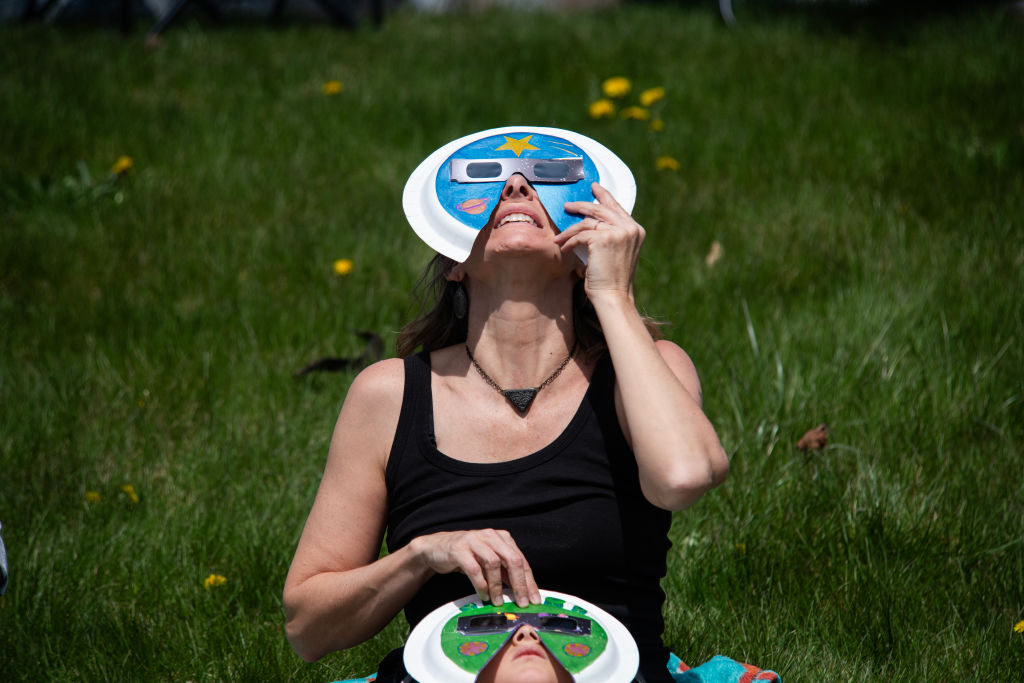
[
  {"left": 403, "top": 590, "right": 639, "bottom": 683},
  {"left": 403, "top": 126, "right": 636, "bottom": 262}
]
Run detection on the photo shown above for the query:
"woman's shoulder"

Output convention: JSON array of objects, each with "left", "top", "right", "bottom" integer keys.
[
  {"left": 653, "top": 339, "right": 696, "bottom": 369},
  {"left": 343, "top": 357, "right": 407, "bottom": 415},
  {"left": 653, "top": 339, "right": 702, "bottom": 405}
]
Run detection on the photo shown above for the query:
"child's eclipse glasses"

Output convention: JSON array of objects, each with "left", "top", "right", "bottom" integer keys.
[{"left": 456, "top": 612, "right": 592, "bottom": 636}]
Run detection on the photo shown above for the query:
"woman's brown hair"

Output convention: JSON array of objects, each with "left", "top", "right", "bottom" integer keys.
[{"left": 396, "top": 254, "right": 661, "bottom": 361}]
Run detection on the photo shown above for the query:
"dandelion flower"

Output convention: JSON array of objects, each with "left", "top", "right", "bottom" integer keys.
[
  {"left": 85, "top": 491, "right": 102, "bottom": 503},
  {"left": 204, "top": 574, "right": 227, "bottom": 589},
  {"left": 120, "top": 484, "right": 139, "bottom": 504},
  {"left": 111, "top": 156, "right": 133, "bottom": 175},
  {"left": 322, "top": 80, "right": 343, "bottom": 95},
  {"left": 705, "top": 241, "right": 724, "bottom": 267},
  {"left": 649, "top": 118, "right": 665, "bottom": 132},
  {"left": 620, "top": 106, "right": 651, "bottom": 121},
  {"left": 1015, "top": 620, "right": 1024, "bottom": 634},
  {"left": 639, "top": 86, "right": 665, "bottom": 107},
  {"left": 734, "top": 542, "right": 747, "bottom": 555},
  {"left": 656, "top": 155, "right": 681, "bottom": 172},
  {"left": 601, "top": 77, "right": 632, "bottom": 99},
  {"left": 588, "top": 99, "right": 615, "bottom": 119},
  {"left": 333, "top": 258, "right": 354, "bottom": 276}
]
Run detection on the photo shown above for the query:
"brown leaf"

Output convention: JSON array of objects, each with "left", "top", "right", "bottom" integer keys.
[{"left": 797, "top": 423, "right": 829, "bottom": 451}]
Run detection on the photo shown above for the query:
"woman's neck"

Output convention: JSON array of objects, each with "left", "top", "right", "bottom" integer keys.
[{"left": 463, "top": 276, "right": 577, "bottom": 388}]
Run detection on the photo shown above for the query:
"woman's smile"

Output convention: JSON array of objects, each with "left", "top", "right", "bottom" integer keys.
[{"left": 496, "top": 212, "right": 539, "bottom": 229}]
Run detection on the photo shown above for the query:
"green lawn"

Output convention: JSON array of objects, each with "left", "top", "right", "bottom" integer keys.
[{"left": 1, "top": 3, "right": 1022, "bottom": 681}]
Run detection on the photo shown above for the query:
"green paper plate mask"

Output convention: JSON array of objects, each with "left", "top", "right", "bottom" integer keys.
[
  {"left": 441, "top": 598, "right": 608, "bottom": 676},
  {"left": 403, "top": 590, "right": 639, "bottom": 683}
]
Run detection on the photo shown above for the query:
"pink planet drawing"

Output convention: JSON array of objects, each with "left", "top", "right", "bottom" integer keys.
[
  {"left": 564, "top": 642, "right": 591, "bottom": 657},
  {"left": 457, "top": 198, "right": 489, "bottom": 215}
]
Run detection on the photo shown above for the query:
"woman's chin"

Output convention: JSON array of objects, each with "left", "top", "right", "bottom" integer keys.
[{"left": 484, "top": 236, "right": 566, "bottom": 261}]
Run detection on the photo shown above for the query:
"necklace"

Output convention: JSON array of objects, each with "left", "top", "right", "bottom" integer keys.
[{"left": 465, "top": 342, "right": 577, "bottom": 414}]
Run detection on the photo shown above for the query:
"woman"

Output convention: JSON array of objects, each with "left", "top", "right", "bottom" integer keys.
[{"left": 283, "top": 128, "right": 729, "bottom": 683}]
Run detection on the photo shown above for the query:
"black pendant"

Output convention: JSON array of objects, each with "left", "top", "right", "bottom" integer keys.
[{"left": 503, "top": 388, "right": 538, "bottom": 413}]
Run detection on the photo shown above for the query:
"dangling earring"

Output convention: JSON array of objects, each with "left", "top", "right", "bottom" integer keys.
[{"left": 453, "top": 283, "right": 468, "bottom": 320}]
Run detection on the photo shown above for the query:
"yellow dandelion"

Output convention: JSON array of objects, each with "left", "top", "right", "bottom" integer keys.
[
  {"left": 1015, "top": 620, "right": 1024, "bottom": 633},
  {"left": 620, "top": 106, "right": 651, "bottom": 121},
  {"left": 649, "top": 118, "right": 665, "bottom": 132},
  {"left": 333, "top": 258, "right": 354, "bottom": 276},
  {"left": 656, "top": 155, "right": 681, "bottom": 171},
  {"left": 588, "top": 99, "right": 616, "bottom": 119},
  {"left": 734, "top": 542, "right": 747, "bottom": 555},
  {"left": 85, "top": 491, "right": 102, "bottom": 503},
  {"left": 601, "top": 77, "right": 632, "bottom": 99},
  {"left": 111, "top": 156, "right": 133, "bottom": 175},
  {"left": 322, "top": 80, "right": 343, "bottom": 95},
  {"left": 120, "top": 484, "right": 139, "bottom": 504},
  {"left": 639, "top": 86, "right": 665, "bottom": 107},
  {"left": 705, "top": 241, "right": 724, "bottom": 267},
  {"left": 203, "top": 574, "right": 227, "bottom": 589}
]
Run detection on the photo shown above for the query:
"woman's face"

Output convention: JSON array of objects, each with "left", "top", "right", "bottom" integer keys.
[
  {"left": 455, "top": 173, "right": 581, "bottom": 283},
  {"left": 474, "top": 624, "right": 574, "bottom": 683}
]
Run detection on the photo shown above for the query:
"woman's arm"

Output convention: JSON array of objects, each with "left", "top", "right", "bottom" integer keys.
[
  {"left": 283, "top": 359, "right": 540, "bottom": 662},
  {"left": 603, "top": 307, "right": 729, "bottom": 511},
  {"left": 558, "top": 184, "right": 729, "bottom": 511},
  {"left": 283, "top": 358, "right": 423, "bottom": 660}
]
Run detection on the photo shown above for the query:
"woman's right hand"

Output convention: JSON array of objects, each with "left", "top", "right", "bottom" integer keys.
[{"left": 410, "top": 529, "right": 541, "bottom": 608}]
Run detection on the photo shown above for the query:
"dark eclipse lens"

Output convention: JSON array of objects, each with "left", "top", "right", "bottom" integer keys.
[
  {"left": 465, "top": 614, "right": 512, "bottom": 631},
  {"left": 538, "top": 615, "right": 590, "bottom": 634},
  {"left": 465, "top": 162, "right": 504, "bottom": 179},
  {"left": 531, "top": 161, "right": 571, "bottom": 179}
]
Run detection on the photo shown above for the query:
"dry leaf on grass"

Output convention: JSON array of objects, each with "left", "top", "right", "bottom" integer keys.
[{"left": 797, "top": 423, "right": 829, "bottom": 450}]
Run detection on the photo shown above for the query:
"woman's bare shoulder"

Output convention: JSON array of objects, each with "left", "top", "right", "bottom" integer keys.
[
  {"left": 343, "top": 357, "right": 406, "bottom": 414},
  {"left": 654, "top": 339, "right": 702, "bottom": 405},
  {"left": 327, "top": 358, "right": 407, "bottom": 468}
]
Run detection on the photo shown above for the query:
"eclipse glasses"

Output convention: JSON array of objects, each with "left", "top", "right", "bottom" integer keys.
[
  {"left": 456, "top": 612, "right": 592, "bottom": 636},
  {"left": 450, "top": 158, "right": 585, "bottom": 184}
]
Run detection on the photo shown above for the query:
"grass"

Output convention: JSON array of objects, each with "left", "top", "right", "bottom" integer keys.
[{"left": 1, "top": 2, "right": 1022, "bottom": 681}]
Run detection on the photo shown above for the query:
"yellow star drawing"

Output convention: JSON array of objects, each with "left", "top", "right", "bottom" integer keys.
[{"left": 495, "top": 135, "right": 539, "bottom": 157}]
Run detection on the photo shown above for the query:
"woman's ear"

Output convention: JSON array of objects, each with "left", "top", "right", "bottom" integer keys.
[{"left": 446, "top": 264, "right": 466, "bottom": 282}]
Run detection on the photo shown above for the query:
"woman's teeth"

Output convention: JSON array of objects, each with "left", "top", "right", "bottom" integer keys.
[{"left": 497, "top": 213, "right": 537, "bottom": 228}]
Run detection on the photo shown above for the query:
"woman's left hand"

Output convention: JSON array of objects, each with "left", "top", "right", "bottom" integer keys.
[{"left": 556, "top": 182, "right": 645, "bottom": 300}]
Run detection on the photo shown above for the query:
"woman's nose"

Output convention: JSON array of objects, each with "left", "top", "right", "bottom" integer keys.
[{"left": 501, "top": 173, "right": 535, "bottom": 200}]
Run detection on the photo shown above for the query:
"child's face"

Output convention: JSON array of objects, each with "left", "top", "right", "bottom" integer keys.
[{"left": 474, "top": 625, "right": 574, "bottom": 683}]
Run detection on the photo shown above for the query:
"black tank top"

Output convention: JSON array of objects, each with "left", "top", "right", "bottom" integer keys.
[{"left": 384, "top": 351, "right": 673, "bottom": 682}]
